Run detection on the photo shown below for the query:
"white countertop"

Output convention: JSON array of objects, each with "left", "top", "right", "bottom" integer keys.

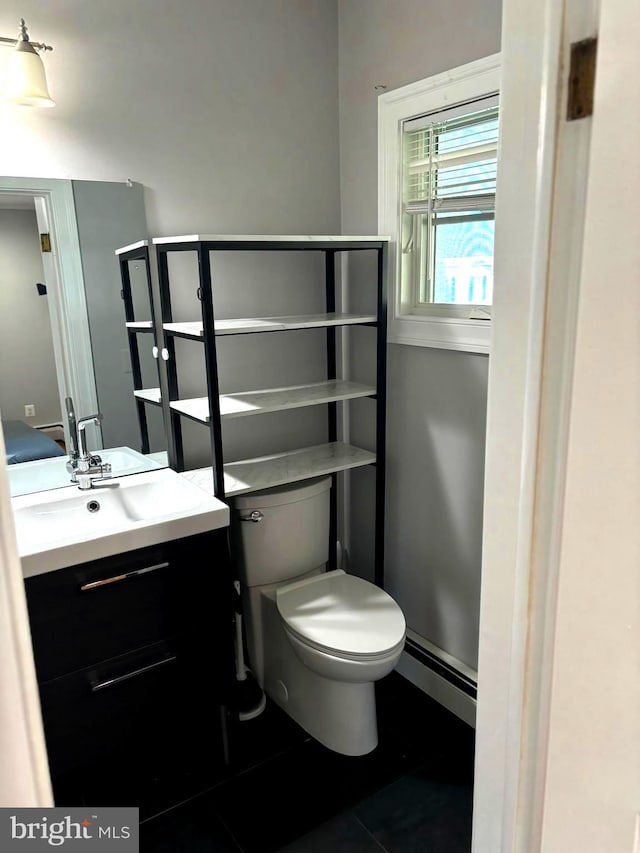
[{"left": 16, "top": 468, "right": 229, "bottom": 578}]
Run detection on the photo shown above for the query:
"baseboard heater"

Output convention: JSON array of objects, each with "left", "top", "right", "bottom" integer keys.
[{"left": 404, "top": 636, "right": 477, "bottom": 700}]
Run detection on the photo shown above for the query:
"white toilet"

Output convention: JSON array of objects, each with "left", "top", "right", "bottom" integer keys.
[{"left": 232, "top": 476, "right": 406, "bottom": 756}]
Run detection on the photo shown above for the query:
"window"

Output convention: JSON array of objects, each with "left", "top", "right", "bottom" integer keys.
[
  {"left": 379, "top": 54, "right": 500, "bottom": 352},
  {"left": 402, "top": 101, "right": 498, "bottom": 313}
]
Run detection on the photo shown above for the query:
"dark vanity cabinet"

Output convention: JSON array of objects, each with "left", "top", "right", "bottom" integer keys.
[{"left": 24, "top": 530, "right": 235, "bottom": 799}]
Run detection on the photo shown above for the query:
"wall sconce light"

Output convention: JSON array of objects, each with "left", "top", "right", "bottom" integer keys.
[{"left": 0, "top": 18, "right": 54, "bottom": 107}]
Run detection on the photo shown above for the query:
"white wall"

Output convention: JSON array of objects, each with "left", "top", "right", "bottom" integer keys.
[
  {"left": 0, "top": 208, "right": 61, "bottom": 426},
  {"left": 338, "top": 0, "right": 501, "bottom": 669}
]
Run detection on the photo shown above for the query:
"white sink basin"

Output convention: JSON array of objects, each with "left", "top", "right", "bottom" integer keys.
[
  {"left": 7, "top": 446, "right": 166, "bottom": 497},
  {"left": 14, "top": 468, "right": 229, "bottom": 577}
]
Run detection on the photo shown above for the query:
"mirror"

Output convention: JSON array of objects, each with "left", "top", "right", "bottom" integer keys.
[{"left": 0, "top": 178, "right": 167, "bottom": 496}]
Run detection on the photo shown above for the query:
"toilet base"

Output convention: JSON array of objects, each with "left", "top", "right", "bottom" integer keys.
[{"left": 261, "top": 591, "right": 378, "bottom": 756}]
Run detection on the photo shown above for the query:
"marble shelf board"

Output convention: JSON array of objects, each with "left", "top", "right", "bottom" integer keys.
[
  {"left": 134, "top": 387, "right": 162, "bottom": 405},
  {"left": 152, "top": 234, "right": 390, "bottom": 245},
  {"left": 170, "top": 397, "right": 210, "bottom": 422},
  {"left": 115, "top": 239, "right": 149, "bottom": 255},
  {"left": 181, "top": 442, "right": 376, "bottom": 498},
  {"left": 126, "top": 320, "right": 154, "bottom": 330},
  {"left": 170, "top": 380, "right": 376, "bottom": 423},
  {"left": 163, "top": 312, "right": 377, "bottom": 339}
]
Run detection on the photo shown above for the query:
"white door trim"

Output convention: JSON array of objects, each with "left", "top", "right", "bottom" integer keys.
[
  {"left": 0, "top": 418, "right": 53, "bottom": 806},
  {"left": 473, "top": 0, "right": 599, "bottom": 850},
  {"left": 0, "top": 177, "right": 100, "bottom": 447}
]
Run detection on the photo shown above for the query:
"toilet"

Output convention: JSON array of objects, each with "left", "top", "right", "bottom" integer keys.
[{"left": 232, "top": 476, "right": 406, "bottom": 756}]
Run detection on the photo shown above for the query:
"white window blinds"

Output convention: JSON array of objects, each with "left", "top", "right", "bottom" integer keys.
[{"left": 403, "top": 98, "right": 499, "bottom": 216}]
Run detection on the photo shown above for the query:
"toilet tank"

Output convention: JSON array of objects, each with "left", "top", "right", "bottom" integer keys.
[{"left": 232, "top": 476, "right": 331, "bottom": 587}]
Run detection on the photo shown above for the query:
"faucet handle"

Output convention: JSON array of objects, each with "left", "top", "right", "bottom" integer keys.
[
  {"left": 75, "top": 462, "right": 113, "bottom": 490},
  {"left": 90, "top": 464, "right": 117, "bottom": 489},
  {"left": 91, "top": 479, "right": 117, "bottom": 489}
]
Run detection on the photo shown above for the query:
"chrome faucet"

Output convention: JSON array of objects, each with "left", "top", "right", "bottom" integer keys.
[
  {"left": 66, "top": 410, "right": 113, "bottom": 490},
  {"left": 64, "top": 396, "right": 79, "bottom": 466}
]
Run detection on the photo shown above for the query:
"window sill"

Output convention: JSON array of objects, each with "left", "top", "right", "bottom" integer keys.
[{"left": 388, "top": 313, "right": 491, "bottom": 353}]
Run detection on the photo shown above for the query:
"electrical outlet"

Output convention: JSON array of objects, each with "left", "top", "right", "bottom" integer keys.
[{"left": 24, "top": 404, "right": 36, "bottom": 418}]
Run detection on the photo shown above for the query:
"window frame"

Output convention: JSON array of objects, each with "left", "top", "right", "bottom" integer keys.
[{"left": 378, "top": 53, "right": 501, "bottom": 353}]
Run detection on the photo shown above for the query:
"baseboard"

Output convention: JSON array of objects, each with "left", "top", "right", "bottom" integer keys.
[{"left": 396, "top": 648, "right": 477, "bottom": 728}]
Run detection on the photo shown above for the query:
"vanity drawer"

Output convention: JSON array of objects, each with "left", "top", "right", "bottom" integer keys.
[
  {"left": 25, "top": 531, "right": 229, "bottom": 682},
  {"left": 39, "top": 639, "right": 225, "bottom": 776}
]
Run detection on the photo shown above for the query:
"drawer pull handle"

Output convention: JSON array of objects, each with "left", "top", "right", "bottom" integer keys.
[
  {"left": 90, "top": 654, "right": 177, "bottom": 692},
  {"left": 80, "top": 561, "right": 169, "bottom": 591}
]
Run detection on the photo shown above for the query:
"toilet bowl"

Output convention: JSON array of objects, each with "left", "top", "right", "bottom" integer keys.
[
  {"left": 277, "top": 570, "right": 405, "bottom": 683},
  {"left": 233, "top": 476, "right": 406, "bottom": 756}
]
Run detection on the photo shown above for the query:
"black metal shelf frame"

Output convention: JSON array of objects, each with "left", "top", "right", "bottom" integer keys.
[
  {"left": 154, "top": 237, "right": 388, "bottom": 587},
  {"left": 117, "top": 244, "right": 158, "bottom": 455}
]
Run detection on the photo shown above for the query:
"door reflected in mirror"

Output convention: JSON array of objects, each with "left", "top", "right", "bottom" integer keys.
[{"left": 0, "top": 177, "right": 168, "bottom": 497}]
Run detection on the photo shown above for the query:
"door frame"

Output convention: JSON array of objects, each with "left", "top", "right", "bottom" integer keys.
[
  {"left": 0, "top": 418, "right": 53, "bottom": 805},
  {"left": 473, "top": 0, "right": 601, "bottom": 849},
  {"left": 0, "top": 177, "right": 100, "bottom": 448}
]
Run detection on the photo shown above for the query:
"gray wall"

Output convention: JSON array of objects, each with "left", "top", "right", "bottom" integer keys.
[
  {"left": 72, "top": 180, "right": 165, "bottom": 452},
  {"left": 338, "top": 0, "right": 501, "bottom": 669},
  {"left": 0, "top": 0, "right": 341, "bottom": 236},
  {"left": 1, "top": 0, "right": 500, "bottom": 669},
  {"left": 1, "top": 0, "right": 341, "bottom": 468},
  {"left": 0, "top": 208, "right": 62, "bottom": 427}
]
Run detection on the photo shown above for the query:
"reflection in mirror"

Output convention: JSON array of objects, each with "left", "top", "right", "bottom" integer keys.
[
  {"left": 0, "top": 179, "right": 167, "bottom": 497},
  {"left": 122, "top": 254, "right": 164, "bottom": 455}
]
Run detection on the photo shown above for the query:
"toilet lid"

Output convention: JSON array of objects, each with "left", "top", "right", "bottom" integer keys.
[{"left": 276, "top": 570, "right": 406, "bottom": 658}]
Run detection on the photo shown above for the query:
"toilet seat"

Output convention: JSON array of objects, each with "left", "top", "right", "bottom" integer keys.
[
  {"left": 276, "top": 569, "right": 406, "bottom": 659},
  {"left": 283, "top": 625, "right": 406, "bottom": 663}
]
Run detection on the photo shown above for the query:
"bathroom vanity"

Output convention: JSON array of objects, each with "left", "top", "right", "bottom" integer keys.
[
  {"left": 13, "top": 464, "right": 235, "bottom": 804},
  {"left": 25, "top": 529, "right": 234, "bottom": 787}
]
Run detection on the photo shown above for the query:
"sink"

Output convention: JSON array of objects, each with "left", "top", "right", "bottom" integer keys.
[
  {"left": 8, "top": 446, "right": 165, "bottom": 497},
  {"left": 14, "top": 467, "right": 229, "bottom": 577}
]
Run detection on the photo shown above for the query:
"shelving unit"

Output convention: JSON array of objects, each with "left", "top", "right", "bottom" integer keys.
[
  {"left": 115, "top": 240, "right": 162, "bottom": 453},
  {"left": 153, "top": 234, "right": 388, "bottom": 585}
]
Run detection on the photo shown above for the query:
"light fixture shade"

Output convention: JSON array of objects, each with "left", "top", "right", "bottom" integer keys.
[{"left": 5, "top": 40, "right": 55, "bottom": 107}]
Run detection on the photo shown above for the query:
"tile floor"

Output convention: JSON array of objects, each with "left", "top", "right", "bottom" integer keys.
[{"left": 140, "top": 672, "right": 475, "bottom": 852}]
